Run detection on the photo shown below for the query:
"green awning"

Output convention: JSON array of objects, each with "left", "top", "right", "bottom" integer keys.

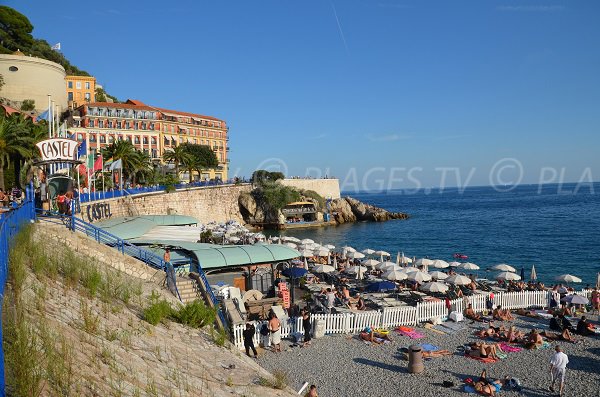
[{"left": 94, "top": 215, "right": 200, "bottom": 240}]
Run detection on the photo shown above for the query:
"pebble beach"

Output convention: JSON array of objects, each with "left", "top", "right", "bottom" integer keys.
[{"left": 257, "top": 315, "right": 600, "bottom": 397}]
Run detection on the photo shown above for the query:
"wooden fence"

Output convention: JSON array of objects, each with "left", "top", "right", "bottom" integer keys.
[{"left": 231, "top": 289, "right": 592, "bottom": 349}]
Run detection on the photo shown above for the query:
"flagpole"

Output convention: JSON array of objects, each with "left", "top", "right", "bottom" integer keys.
[
  {"left": 101, "top": 155, "right": 105, "bottom": 199},
  {"left": 47, "top": 95, "right": 51, "bottom": 138}
]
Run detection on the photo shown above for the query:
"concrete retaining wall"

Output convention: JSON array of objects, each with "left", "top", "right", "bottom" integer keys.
[{"left": 279, "top": 178, "right": 340, "bottom": 199}]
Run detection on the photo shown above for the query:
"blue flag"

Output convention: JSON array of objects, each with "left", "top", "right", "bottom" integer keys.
[
  {"left": 77, "top": 140, "right": 87, "bottom": 159},
  {"left": 37, "top": 109, "right": 50, "bottom": 121}
]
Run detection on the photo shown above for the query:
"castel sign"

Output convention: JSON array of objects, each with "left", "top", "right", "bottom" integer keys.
[{"left": 36, "top": 138, "right": 79, "bottom": 162}]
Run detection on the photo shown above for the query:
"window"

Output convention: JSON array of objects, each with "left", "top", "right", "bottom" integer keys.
[
  {"left": 84, "top": 92, "right": 91, "bottom": 101},
  {"left": 76, "top": 82, "right": 81, "bottom": 89},
  {"left": 126, "top": 136, "right": 132, "bottom": 142},
  {"left": 134, "top": 136, "right": 140, "bottom": 144},
  {"left": 108, "top": 136, "right": 114, "bottom": 143},
  {"left": 100, "top": 135, "right": 106, "bottom": 143},
  {"left": 77, "top": 134, "right": 83, "bottom": 141},
  {"left": 117, "top": 121, "right": 121, "bottom": 129},
  {"left": 151, "top": 137, "right": 157, "bottom": 144},
  {"left": 68, "top": 81, "right": 73, "bottom": 89},
  {"left": 164, "top": 137, "right": 169, "bottom": 145},
  {"left": 89, "top": 134, "right": 97, "bottom": 142},
  {"left": 68, "top": 92, "right": 73, "bottom": 101},
  {"left": 141, "top": 122, "right": 146, "bottom": 130},
  {"left": 85, "top": 82, "right": 90, "bottom": 89},
  {"left": 152, "top": 149, "right": 157, "bottom": 158},
  {"left": 143, "top": 136, "right": 148, "bottom": 144},
  {"left": 116, "top": 109, "right": 122, "bottom": 117},
  {"left": 108, "top": 121, "right": 113, "bottom": 128},
  {"left": 88, "top": 119, "right": 94, "bottom": 127},
  {"left": 149, "top": 123, "right": 154, "bottom": 130},
  {"left": 98, "top": 120, "right": 104, "bottom": 128}
]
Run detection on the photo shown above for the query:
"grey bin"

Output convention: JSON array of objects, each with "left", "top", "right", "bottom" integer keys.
[
  {"left": 313, "top": 319, "right": 326, "bottom": 339},
  {"left": 408, "top": 344, "right": 424, "bottom": 374}
]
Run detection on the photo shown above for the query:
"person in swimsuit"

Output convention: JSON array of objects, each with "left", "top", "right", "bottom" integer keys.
[
  {"left": 472, "top": 370, "right": 506, "bottom": 396},
  {"left": 268, "top": 311, "right": 282, "bottom": 352}
]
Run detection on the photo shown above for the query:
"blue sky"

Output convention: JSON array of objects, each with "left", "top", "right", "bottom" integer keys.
[{"left": 9, "top": 0, "right": 600, "bottom": 190}]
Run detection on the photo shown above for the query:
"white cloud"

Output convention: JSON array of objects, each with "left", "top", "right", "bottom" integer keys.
[{"left": 366, "top": 133, "right": 410, "bottom": 142}]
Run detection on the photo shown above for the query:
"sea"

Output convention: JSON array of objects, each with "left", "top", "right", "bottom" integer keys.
[{"left": 272, "top": 183, "right": 600, "bottom": 286}]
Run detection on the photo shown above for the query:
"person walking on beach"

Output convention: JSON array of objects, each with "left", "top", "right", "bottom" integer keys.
[
  {"left": 302, "top": 308, "right": 312, "bottom": 347},
  {"left": 549, "top": 345, "right": 569, "bottom": 396},
  {"left": 243, "top": 323, "right": 258, "bottom": 358},
  {"left": 268, "top": 311, "right": 282, "bottom": 352}
]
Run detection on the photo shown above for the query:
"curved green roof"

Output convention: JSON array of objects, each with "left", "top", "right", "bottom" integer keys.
[
  {"left": 94, "top": 215, "right": 199, "bottom": 240},
  {"left": 130, "top": 239, "right": 301, "bottom": 269}
]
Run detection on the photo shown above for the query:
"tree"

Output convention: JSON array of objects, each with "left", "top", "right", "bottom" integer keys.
[
  {"left": 162, "top": 145, "right": 192, "bottom": 181},
  {"left": 20, "top": 99, "right": 34, "bottom": 111},
  {"left": 251, "top": 170, "right": 285, "bottom": 184},
  {"left": 0, "top": 112, "right": 35, "bottom": 190},
  {"left": 101, "top": 140, "right": 144, "bottom": 184},
  {"left": 179, "top": 143, "right": 218, "bottom": 182}
]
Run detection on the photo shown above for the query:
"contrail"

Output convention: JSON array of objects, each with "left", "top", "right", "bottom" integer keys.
[{"left": 330, "top": 0, "right": 349, "bottom": 52}]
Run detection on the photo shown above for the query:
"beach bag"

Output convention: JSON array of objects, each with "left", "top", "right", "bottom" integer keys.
[{"left": 507, "top": 378, "right": 522, "bottom": 391}]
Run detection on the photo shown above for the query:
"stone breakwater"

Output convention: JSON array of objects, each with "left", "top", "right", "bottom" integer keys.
[{"left": 330, "top": 196, "right": 409, "bottom": 223}]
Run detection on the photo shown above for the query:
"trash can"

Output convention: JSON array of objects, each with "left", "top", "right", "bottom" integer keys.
[
  {"left": 408, "top": 345, "right": 424, "bottom": 374},
  {"left": 314, "top": 319, "right": 326, "bottom": 339}
]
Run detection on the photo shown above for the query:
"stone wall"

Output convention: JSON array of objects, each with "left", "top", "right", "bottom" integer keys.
[
  {"left": 79, "top": 184, "right": 253, "bottom": 224},
  {"left": 278, "top": 178, "right": 341, "bottom": 199}
]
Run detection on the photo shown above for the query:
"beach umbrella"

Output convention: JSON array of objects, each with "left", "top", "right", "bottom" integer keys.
[
  {"left": 382, "top": 269, "right": 408, "bottom": 281},
  {"left": 288, "top": 236, "right": 301, "bottom": 243},
  {"left": 530, "top": 265, "right": 537, "bottom": 281},
  {"left": 366, "top": 281, "right": 397, "bottom": 292},
  {"left": 347, "top": 251, "right": 366, "bottom": 260},
  {"left": 420, "top": 282, "right": 449, "bottom": 293},
  {"left": 374, "top": 250, "right": 391, "bottom": 262},
  {"left": 415, "top": 258, "right": 434, "bottom": 267},
  {"left": 399, "top": 256, "right": 413, "bottom": 264},
  {"left": 382, "top": 263, "right": 402, "bottom": 272},
  {"left": 362, "top": 248, "right": 376, "bottom": 255},
  {"left": 396, "top": 252, "right": 401, "bottom": 265},
  {"left": 492, "top": 264, "right": 516, "bottom": 272},
  {"left": 429, "top": 271, "right": 448, "bottom": 280},
  {"left": 377, "top": 261, "right": 399, "bottom": 271},
  {"left": 431, "top": 259, "right": 450, "bottom": 269},
  {"left": 497, "top": 271, "right": 521, "bottom": 281},
  {"left": 362, "top": 259, "right": 380, "bottom": 268},
  {"left": 313, "top": 264, "right": 335, "bottom": 273},
  {"left": 446, "top": 274, "right": 471, "bottom": 285},
  {"left": 282, "top": 267, "right": 308, "bottom": 304},
  {"left": 460, "top": 262, "right": 480, "bottom": 270},
  {"left": 284, "top": 242, "right": 298, "bottom": 249},
  {"left": 403, "top": 266, "right": 420, "bottom": 273},
  {"left": 561, "top": 295, "right": 589, "bottom": 305},
  {"left": 327, "top": 254, "right": 331, "bottom": 265},
  {"left": 341, "top": 246, "right": 356, "bottom": 252},
  {"left": 325, "top": 244, "right": 336, "bottom": 250},
  {"left": 448, "top": 261, "right": 462, "bottom": 267},
  {"left": 299, "top": 249, "right": 314, "bottom": 257},
  {"left": 333, "top": 255, "right": 338, "bottom": 270},
  {"left": 346, "top": 265, "right": 368, "bottom": 274},
  {"left": 301, "top": 238, "right": 314, "bottom": 244},
  {"left": 315, "top": 248, "right": 330, "bottom": 257},
  {"left": 408, "top": 271, "right": 431, "bottom": 283},
  {"left": 556, "top": 274, "right": 582, "bottom": 283},
  {"left": 304, "top": 257, "right": 308, "bottom": 270}
]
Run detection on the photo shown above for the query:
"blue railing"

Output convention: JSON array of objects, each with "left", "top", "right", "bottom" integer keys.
[
  {"left": 0, "top": 184, "right": 36, "bottom": 396},
  {"left": 79, "top": 180, "right": 245, "bottom": 204},
  {"left": 196, "top": 263, "right": 228, "bottom": 328}
]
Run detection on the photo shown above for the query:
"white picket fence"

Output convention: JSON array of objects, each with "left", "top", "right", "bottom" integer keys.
[{"left": 231, "top": 289, "right": 590, "bottom": 349}]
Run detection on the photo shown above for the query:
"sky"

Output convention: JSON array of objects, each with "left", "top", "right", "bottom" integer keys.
[{"left": 8, "top": 0, "right": 600, "bottom": 191}]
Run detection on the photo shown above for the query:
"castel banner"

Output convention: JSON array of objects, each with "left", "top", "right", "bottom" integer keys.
[{"left": 36, "top": 138, "right": 79, "bottom": 162}]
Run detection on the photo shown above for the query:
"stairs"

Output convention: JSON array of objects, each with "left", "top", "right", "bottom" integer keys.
[{"left": 176, "top": 276, "right": 200, "bottom": 304}]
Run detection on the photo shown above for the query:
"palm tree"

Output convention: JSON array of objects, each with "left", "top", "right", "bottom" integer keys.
[
  {"left": 131, "top": 151, "right": 153, "bottom": 186},
  {"left": 102, "top": 140, "right": 140, "bottom": 184},
  {"left": 162, "top": 145, "right": 191, "bottom": 181},
  {"left": 0, "top": 113, "right": 35, "bottom": 190}
]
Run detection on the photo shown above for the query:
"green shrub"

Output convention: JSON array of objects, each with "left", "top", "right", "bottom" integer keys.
[
  {"left": 212, "top": 327, "right": 228, "bottom": 347},
  {"left": 142, "top": 291, "right": 173, "bottom": 325},
  {"left": 174, "top": 300, "right": 216, "bottom": 328},
  {"left": 299, "top": 189, "right": 325, "bottom": 209}
]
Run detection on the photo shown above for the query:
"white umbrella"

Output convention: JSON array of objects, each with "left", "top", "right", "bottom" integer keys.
[
  {"left": 346, "top": 265, "right": 368, "bottom": 274},
  {"left": 446, "top": 274, "right": 472, "bottom": 285},
  {"left": 341, "top": 246, "right": 356, "bottom": 253},
  {"left": 460, "top": 262, "right": 480, "bottom": 270},
  {"left": 556, "top": 274, "right": 582, "bottom": 283},
  {"left": 399, "top": 256, "right": 413, "bottom": 264},
  {"left": 382, "top": 269, "right": 408, "bottom": 281},
  {"left": 415, "top": 258, "right": 434, "bottom": 267},
  {"left": 325, "top": 244, "right": 336, "bottom": 250},
  {"left": 448, "top": 261, "right": 462, "bottom": 267},
  {"left": 403, "top": 266, "right": 420, "bottom": 273},
  {"left": 374, "top": 250, "right": 391, "bottom": 262},
  {"left": 530, "top": 265, "right": 537, "bottom": 281},
  {"left": 431, "top": 259, "right": 450, "bottom": 269},
  {"left": 304, "top": 257, "right": 308, "bottom": 270},
  {"left": 313, "top": 264, "right": 335, "bottom": 273},
  {"left": 284, "top": 242, "right": 298, "bottom": 249},
  {"left": 347, "top": 251, "right": 366, "bottom": 259},
  {"left": 362, "top": 248, "right": 376, "bottom": 255},
  {"left": 362, "top": 259, "right": 380, "bottom": 268},
  {"left": 492, "top": 264, "right": 516, "bottom": 272},
  {"left": 396, "top": 252, "right": 401, "bottom": 265},
  {"left": 315, "top": 248, "right": 330, "bottom": 257},
  {"left": 376, "top": 261, "right": 398, "bottom": 270},
  {"left": 407, "top": 271, "right": 432, "bottom": 283},
  {"left": 382, "top": 263, "right": 402, "bottom": 272},
  {"left": 333, "top": 255, "right": 338, "bottom": 270},
  {"left": 299, "top": 250, "right": 314, "bottom": 257},
  {"left": 301, "top": 238, "right": 315, "bottom": 244},
  {"left": 429, "top": 271, "right": 448, "bottom": 280},
  {"left": 420, "top": 281, "right": 449, "bottom": 293},
  {"left": 497, "top": 271, "right": 521, "bottom": 281}
]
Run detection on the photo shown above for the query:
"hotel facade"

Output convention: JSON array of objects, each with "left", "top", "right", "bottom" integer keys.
[
  {"left": 65, "top": 75, "right": 96, "bottom": 108},
  {"left": 68, "top": 99, "right": 229, "bottom": 181}
]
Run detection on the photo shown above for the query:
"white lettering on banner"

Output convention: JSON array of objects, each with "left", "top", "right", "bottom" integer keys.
[{"left": 36, "top": 139, "right": 79, "bottom": 161}]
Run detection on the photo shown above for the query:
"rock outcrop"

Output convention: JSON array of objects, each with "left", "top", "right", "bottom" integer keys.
[{"left": 330, "top": 197, "right": 409, "bottom": 224}]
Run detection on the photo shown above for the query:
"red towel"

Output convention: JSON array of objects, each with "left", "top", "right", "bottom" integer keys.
[{"left": 464, "top": 353, "right": 498, "bottom": 363}]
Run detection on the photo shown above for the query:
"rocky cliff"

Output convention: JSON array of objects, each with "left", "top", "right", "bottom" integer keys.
[{"left": 330, "top": 197, "right": 409, "bottom": 223}]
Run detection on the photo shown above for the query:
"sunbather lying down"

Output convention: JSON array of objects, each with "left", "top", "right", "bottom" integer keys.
[
  {"left": 466, "top": 342, "right": 500, "bottom": 360},
  {"left": 475, "top": 323, "right": 507, "bottom": 338},
  {"left": 423, "top": 349, "right": 451, "bottom": 358},
  {"left": 541, "top": 329, "right": 577, "bottom": 343},
  {"left": 515, "top": 308, "right": 540, "bottom": 318},
  {"left": 359, "top": 327, "right": 392, "bottom": 344},
  {"left": 466, "top": 370, "right": 507, "bottom": 396}
]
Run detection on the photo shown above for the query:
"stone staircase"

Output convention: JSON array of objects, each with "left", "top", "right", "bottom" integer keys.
[{"left": 176, "top": 276, "right": 201, "bottom": 304}]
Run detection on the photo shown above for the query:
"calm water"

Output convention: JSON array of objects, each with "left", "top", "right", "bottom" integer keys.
[{"left": 273, "top": 183, "right": 600, "bottom": 285}]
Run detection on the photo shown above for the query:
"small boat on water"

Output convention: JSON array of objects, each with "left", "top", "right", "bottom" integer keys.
[{"left": 453, "top": 253, "right": 468, "bottom": 260}]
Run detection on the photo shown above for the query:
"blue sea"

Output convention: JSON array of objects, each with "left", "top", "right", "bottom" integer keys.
[{"left": 273, "top": 183, "right": 600, "bottom": 285}]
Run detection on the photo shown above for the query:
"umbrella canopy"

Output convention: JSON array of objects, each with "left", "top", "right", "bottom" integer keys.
[
  {"left": 446, "top": 274, "right": 472, "bottom": 285},
  {"left": 282, "top": 267, "right": 308, "bottom": 278},
  {"left": 561, "top": 295, "right": 589, "bottom": 305},
  {"left": 399, "top": 254, "right": 413, "bottom": 264},
  {"left": 448, "top": 261, "right": 462, "bottom": 267},
  {"left": 362, "top": 259, "right": 380, "bottom": 268},
  {"left": 497, "top": 271, "right": 521, "bottom": 281},
  {"left": 382, "top": 269, "right": 408, "bottom": 281},
  {"left": 362, "top": 248, "right": 376, "bottom": 255},
  {"left": 431, "top": 259, "right": 450, "bottom": 269},
  {"left": 556, "top": 274, "right": 582, "bottom": 283},
  {"left": 325, "top": 244, "right": 336, "bottom": 250},
  {"left": 374, "top": 250, "right": 390, "bottom": 257},
  {"left": 376, "top": 261, "right": 398, "bottom": 270},
  {"left": 530, "top": 265, "right": 537, "bottom": 281},
  {"left": 366, "top": 281, "right": 397, "bottom": 292},
  {"left": 301, "top": 238, "right": 315, "bottom": 244},
  {"left": 382, "top": 263, "right": 402, "bottom": 272},
  {"left": 415, "top": 258, "right": 434, "bottom": 267},
  {"left": 403, "top": 266, "right": 420, "bottom": 273},
  {"left": 460, "top": 262, "right": 480, "bottom": 270},
  {"left": 284, "top": 242, "right": 298, "bottom": 249},
  {"left": 341, "top": 246, "right": 356, "bottom": 252},
  {"left": 346, "top": 265, "right": 368, "bottom": 274},
  {"left": 315, "top": 248, "right": 330, "bottom": 257},
  {"left": 407, "top": 271, "right": 432, "bottom": 283},
  {"left": 347, "top": 251, "right": 366, "bottom": 259},
  {"left": 492, "top": 264, "right": 516, "bottom": 272},
  {"left": 313, "top": 264, "right": 335, "bottom": 273},
  {"left": 429, "top": 271, "right": 448, "bottom": 280},
  {"left": 299, "top": 249, "right": 314, "bottom": 257},
  {"left": 420, "top": 281, "right": 449, "bottom": 293}
]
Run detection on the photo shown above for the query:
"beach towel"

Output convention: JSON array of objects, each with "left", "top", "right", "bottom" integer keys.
[
  {"left": 397, "top": 326, "right": 414, "bottom": 333},
  {"left": 464, "top": 385, "right": 477, "bottom": 394},
  {"left": 420, "top": 343, "right": 440, "bottom": 352},
  {"left": 496, "top": 351, "right": 508, "bottom": 359},
  {"left": 397, "top": 329, "right": 425, "bottom": 339},
  {"left": 424, "top": 323, "right": 446, "bottom": 334},
  {"left": 499, "top": 343, "right": 522, "bottom": 353},
  {"left": 465, "top": 353, "right": 498, "bottom": 363}
]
